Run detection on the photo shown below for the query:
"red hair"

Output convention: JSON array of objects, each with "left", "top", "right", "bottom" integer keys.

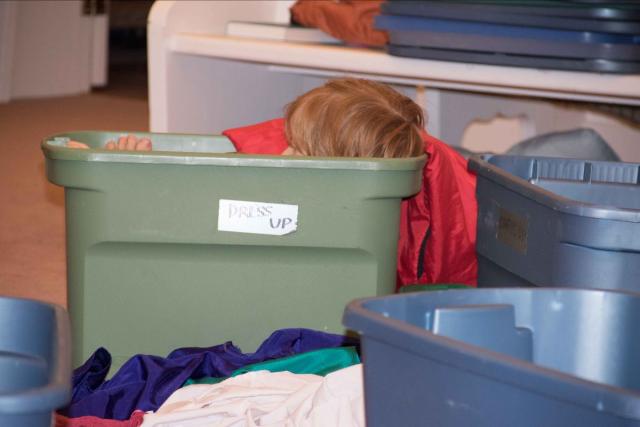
[{"left": 285, "top": 78, "right": 425, "bottom": 158}]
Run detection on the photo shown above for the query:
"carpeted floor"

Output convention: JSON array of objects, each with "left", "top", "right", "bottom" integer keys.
[{"left": 0, "top": 72, "right": 148, "bottom": 308}]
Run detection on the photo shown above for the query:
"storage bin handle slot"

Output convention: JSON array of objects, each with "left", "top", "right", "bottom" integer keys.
[
  {"left": 431, "top": 304, "right": 532, "bottom": 361},
  {"left": 532, "top": 159, "right": 640, "bottom": 185}
]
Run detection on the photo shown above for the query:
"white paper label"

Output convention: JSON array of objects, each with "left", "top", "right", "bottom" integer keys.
[{"left": 218, "top": 199, "right": 298, "bottom": 236}]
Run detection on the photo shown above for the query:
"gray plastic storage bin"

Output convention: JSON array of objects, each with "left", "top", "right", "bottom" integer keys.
[
  {"left": 343, "top": 288, "right": 640, "bottom": 427},
  {"left": 0, "top": 297, "right": 71, "bottom": 427},
  {"left": 468, "top": 155, "right": 640, "bottom": 290}
]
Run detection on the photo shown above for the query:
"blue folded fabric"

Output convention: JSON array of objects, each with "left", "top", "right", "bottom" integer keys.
[{"left": 61, "top": 328, "right": 358, "bottom": 420}]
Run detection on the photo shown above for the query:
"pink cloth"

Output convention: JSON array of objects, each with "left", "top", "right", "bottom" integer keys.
[{"left": 55, "top": 411, "right": 145, "bottom": 427}]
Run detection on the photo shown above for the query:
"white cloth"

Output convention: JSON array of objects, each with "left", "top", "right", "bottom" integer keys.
[{"left": 140, "top": 365, "right": 364, "bottom": 427}]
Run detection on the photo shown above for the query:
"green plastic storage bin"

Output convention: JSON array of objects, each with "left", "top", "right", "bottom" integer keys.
[{"left": 42, "top": 131, "right": 425, "bottom": 372}]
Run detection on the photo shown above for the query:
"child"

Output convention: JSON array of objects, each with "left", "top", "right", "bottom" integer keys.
[{"left": 68, "top": 78, "right": 478, "bottom": 287}]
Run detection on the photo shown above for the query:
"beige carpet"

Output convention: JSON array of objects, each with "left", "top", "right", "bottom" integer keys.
[{"left": 0, "top": 91, "right": 148, "bottom": 308}]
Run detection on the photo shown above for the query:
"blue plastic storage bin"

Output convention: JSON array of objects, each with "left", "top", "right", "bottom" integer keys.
[
  {"left": 468, "top": 155, "right": 640, "bottom": 290},
  {"left": 343, "top": 288, "right": 640, "bottom": 427},
  {"left": 0, "top": 297, "right": 71, "bottom": 427}
]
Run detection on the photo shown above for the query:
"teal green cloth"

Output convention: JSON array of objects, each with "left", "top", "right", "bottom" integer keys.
[{"left": 183, "top": 346, "right": 360, "bottom": 387}]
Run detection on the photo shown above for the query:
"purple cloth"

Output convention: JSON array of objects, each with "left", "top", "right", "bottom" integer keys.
[{"left": 61, "top": 328, "right": 357, "bottom": 420}]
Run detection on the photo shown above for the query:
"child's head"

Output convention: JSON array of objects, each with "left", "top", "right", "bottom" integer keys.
[{"left": 284, "top": 78, "right": 425, "bottom": 158}]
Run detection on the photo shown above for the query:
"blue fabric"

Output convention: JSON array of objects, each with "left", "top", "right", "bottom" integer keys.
[{"left": 61, "top": 328, "right": 357, "bottom": 420}]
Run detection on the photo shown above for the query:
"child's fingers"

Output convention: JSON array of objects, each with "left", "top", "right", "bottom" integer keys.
[
  {"left": 117, "top": 136, "right": 127, "bottom": 150},
  {"left": 105, "top": 141, "right": 116, "bottom": 150},
  {"left": 136, "top": 138, "right": 152, "bottom": 151},
  {"left": 126, "top": 135, "right": 137, "bottom": 151},
  {"left": 66, "top": 141, "right": 90, "bottom": 149}
]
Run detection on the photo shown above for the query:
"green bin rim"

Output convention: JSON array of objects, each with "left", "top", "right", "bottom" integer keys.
[{"left": 42, "top": 131, "right": 427, "bottom": 171}]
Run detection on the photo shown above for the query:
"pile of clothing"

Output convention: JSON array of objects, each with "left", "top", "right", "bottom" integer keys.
[{"left": 55, "top": 329, "right": 364, "bottom": 427}]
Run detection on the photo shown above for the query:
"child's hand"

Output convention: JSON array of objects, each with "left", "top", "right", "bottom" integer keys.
[
  {"left": 66, "top": 140, "right": 90, "bottom": 149},
  {"left": 105, "top": 135, "right": 152, "bottom": 151},
  {"left": 66, "top": 135, "right": 152, "bottom": 151}
]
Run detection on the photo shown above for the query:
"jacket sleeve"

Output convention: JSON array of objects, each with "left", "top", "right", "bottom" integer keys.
[{"left": 396, "top": 133, "right": 478, "bottom": 289}]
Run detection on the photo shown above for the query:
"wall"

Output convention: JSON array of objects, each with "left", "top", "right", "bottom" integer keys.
[{"left": 0, "top": 0, "right": 108, "bottom": 101}]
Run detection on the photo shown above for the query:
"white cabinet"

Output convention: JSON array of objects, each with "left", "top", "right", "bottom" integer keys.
[{"left": 148, "top": 1, "right": 640, "bottom": 160}]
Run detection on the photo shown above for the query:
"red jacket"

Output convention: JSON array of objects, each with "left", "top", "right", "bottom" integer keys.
[{"left": 224, "top": 118, "right": 478, "bottom": 288}]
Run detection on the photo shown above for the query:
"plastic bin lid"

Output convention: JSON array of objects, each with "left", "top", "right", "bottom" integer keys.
[
  {"left": 383, "top": 0, "right": 640, "bottom": 20},
  {"left": 386, "top": 44, "right": 640, "bottom": 74},
  {"left": 381, "top": 1, "right": 640, "bottom": 33},
  {"left": 375, "top": 15, "right": 640, "bottom": 44},
  {"left": 384, "top": 27, "right": 640, "bottom": 61}
]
